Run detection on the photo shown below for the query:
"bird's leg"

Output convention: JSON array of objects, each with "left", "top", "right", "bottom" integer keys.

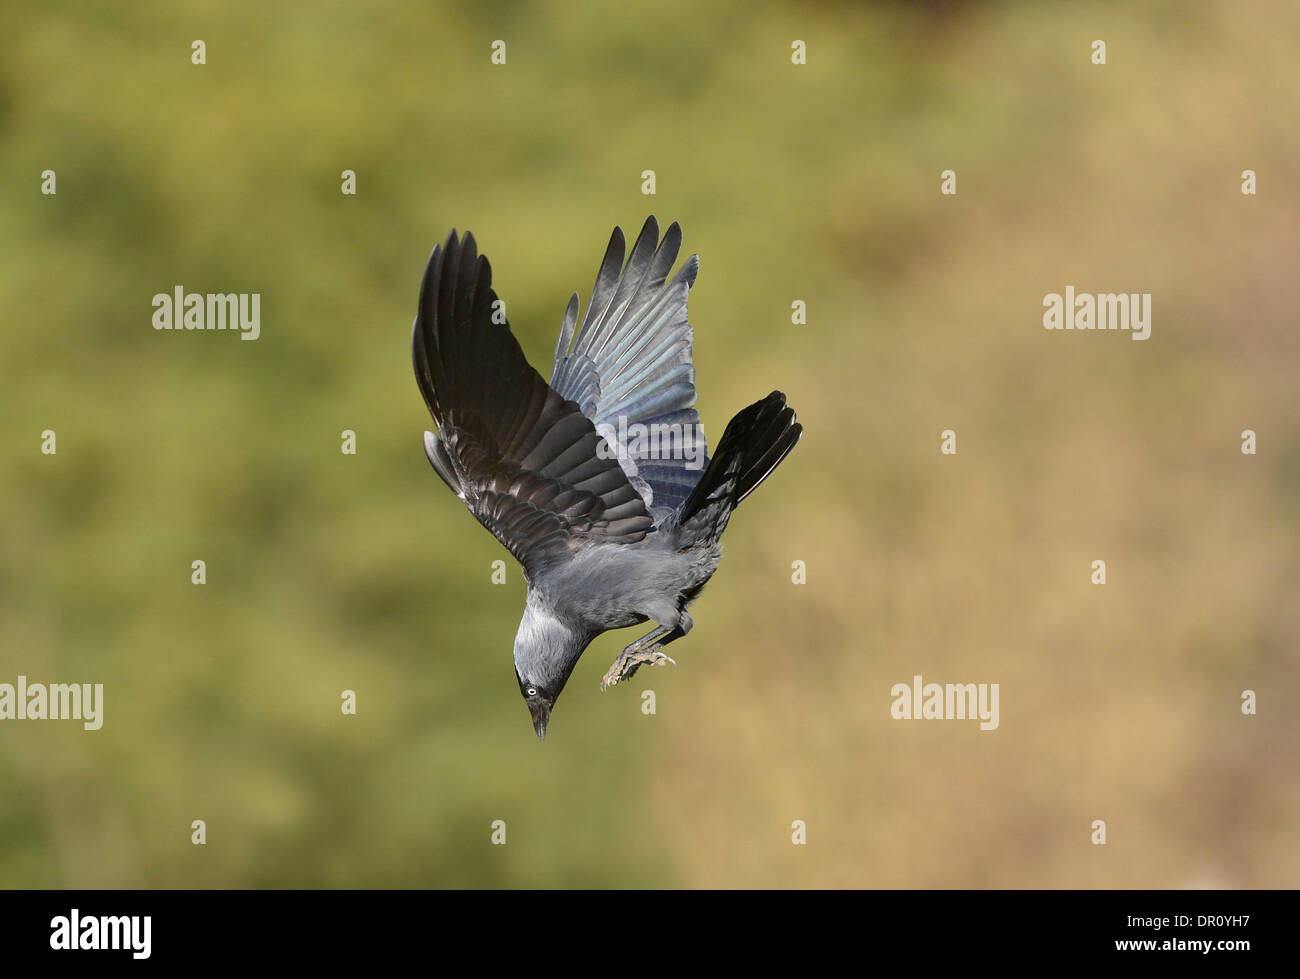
[{"left": 600, "top": 623, "right": 683, "bottom": 690}]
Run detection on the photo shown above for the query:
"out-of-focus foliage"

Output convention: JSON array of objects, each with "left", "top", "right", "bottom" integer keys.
[{"left": 0, "top": 0, "right": 1296, "bottom": 887}]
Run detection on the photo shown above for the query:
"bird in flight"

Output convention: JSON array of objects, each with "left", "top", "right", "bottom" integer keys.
[{"left": 411, "top": 217, "right": 801, "bottom": 739}]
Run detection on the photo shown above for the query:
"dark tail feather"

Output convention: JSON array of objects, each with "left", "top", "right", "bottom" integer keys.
[{"left": 680, "top": 391, "right": 801, "bottom": 522}]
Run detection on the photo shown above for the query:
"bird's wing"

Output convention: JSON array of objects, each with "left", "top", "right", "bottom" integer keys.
[
  {"left": 412, "top": 230, "right": 653, "bottom": 580},
  {"left": 549, "top": 216, "right": 708, "bottom": 518}
]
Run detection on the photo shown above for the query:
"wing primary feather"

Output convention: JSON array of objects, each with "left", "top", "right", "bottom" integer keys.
[{"left": 412, "top": 227, "right": 653, "bottom": 577}]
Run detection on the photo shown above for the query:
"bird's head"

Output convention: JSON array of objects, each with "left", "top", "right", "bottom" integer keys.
[{"left": 513, "top": 601, "right": 590, "bottom": 740}]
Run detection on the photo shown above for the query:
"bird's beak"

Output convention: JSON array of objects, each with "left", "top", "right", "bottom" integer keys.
[{"left": 530, "top": 702, "right": 551, "bottom": 741}]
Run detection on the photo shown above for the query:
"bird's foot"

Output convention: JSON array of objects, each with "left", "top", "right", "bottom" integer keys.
[{"left": 600, "top": 645, "right": 677, "bottom": 691}]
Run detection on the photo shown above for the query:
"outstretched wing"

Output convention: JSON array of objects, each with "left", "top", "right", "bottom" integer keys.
[
  {"left": 412, "top": 229, "right": 653, "bottom": 581},
  {"left": 549, "top": 217, "right": 708, "bottom": 519}
]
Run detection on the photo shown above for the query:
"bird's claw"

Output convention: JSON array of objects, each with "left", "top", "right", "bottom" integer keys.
[{"left": 600, "top": 645, "right": 677, "bottom": 691}]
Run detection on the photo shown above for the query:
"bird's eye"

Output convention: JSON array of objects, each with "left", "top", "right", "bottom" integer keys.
[{"left": 526, "top": 686, "right": 537, "bottom": 697}]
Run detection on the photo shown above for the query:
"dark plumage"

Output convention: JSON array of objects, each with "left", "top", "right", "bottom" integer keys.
[{"left": 412, "top": 217, "right": 801, "bottom": 739}]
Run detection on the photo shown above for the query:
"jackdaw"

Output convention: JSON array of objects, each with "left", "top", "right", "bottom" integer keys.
[{"left": 411, "top": 217, "right": 801, "bottom": 739}]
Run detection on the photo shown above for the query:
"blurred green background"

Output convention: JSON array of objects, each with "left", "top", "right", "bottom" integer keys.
[{"left": 1, "top": 0, "right": 1297, "bottom": 888}]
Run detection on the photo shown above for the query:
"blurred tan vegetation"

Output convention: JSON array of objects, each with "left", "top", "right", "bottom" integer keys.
[{"left": 1, "top": 0, "right": 1297, "bottom": 887}]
